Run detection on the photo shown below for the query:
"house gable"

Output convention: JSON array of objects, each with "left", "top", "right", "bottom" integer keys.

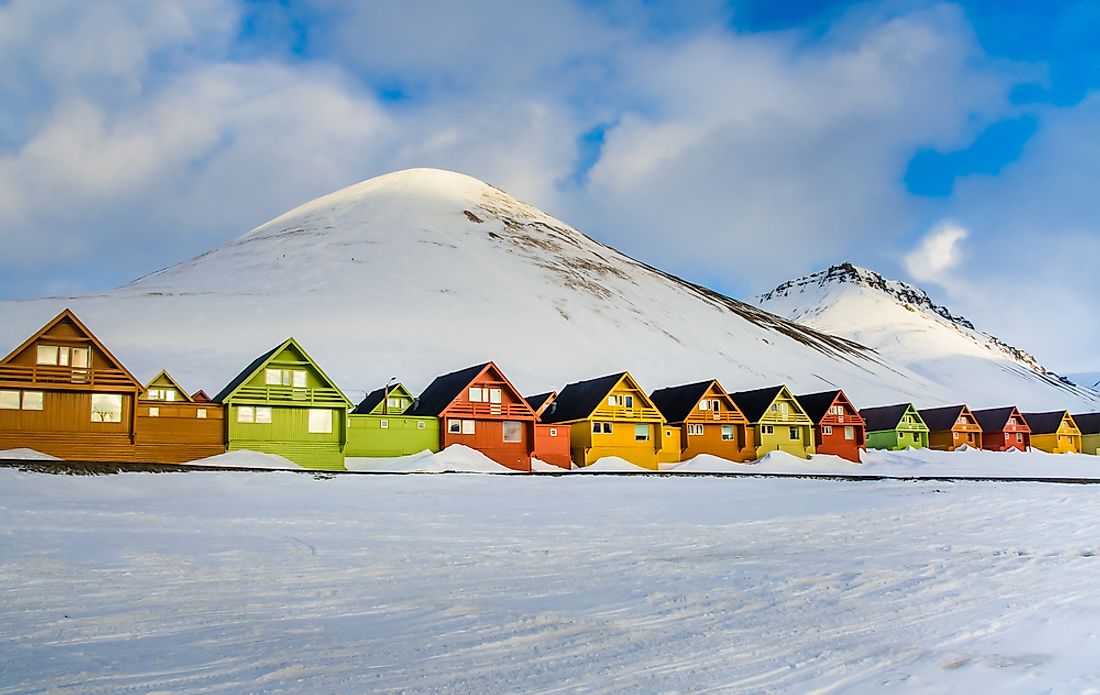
[
  {"left": 861, "top": 403, "right": 928, "bottom": 433},
  {"left": 796, "top": 390, "right": 863, "bottom": 427},
  {"left": 354, "top": 383, "right": 416, "bottom": 415},
  {"left": 589, "top": 373, "right": 662, "bottom": 423},
  {"left": 731, "top": 385, "right": 811, "bottom": 426},
  {"left": 215, "top": 338, "right": 350, "bottom": 408},
  {"left": 410, "top": 362, "right": 534, "bottom": 420},
  {"left": 0, "top": 309, "right": 141, "bottom": 392},
  {"left": 141, "top": 370, "right": 194, "bottom": 403},
  {"left": 651, "top": 380, "right": 746, "bottom": 425}
]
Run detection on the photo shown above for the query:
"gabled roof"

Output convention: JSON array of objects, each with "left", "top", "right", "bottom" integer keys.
[
  {"left": 1, "top": 308, "right": 141, "bottom": 389},
  {"left": 192, "top": 390, "right": 212, "bottom": 403},
  {"left": 1071, "top": 412, "right": 1100, "bottom": 435},
  {"left": 919, "top": 405, "right": 970, "bottom": 432},
  {"left": 214, "top": 337, "right": 350, "bottom": 406},
  {"left": 407, "top": 362, "right": 490, "bottom": 417},
  {"left": 1021, "top": 410, "right": 1075, "bottom": 435},
  {"left": 352, "top": 383, "right": 413, "bottom": 415},
  {"left": 650, "top": 380, "right": 715, "bottom": 424},
  {"left": 795, "top": 390, "right": 858, "bottom": 425},
  {"left": 971, "top": 407, "right": 1021, "bottom": 432},
  {"left": 525, "top": 391, "right": 556, "bottom": 416},
  {"left": 728, "top": 385, "right": 787, "bottom": 423},
  {"left": 142, "top": 370, "right": 194, "bottom": 403},
  {"left": 541, "top": 372, "right": 630, "bottom": 424},
  {"left": 859, "top": 404, "right": 916, "bottom": 432}
]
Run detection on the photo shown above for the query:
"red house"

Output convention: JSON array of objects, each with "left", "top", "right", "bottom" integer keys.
[
  {"left": 526, "top": 391, "right": 573, "bottom": 469},
  {"left": 408, "top": 362, "right": 537, "bottom": 471},
  {"left": 972, "top": 407, "right": 1031, "bottom": 452},
  {"left": 795, "top": 389, "right": 866, "bottom": 462}
]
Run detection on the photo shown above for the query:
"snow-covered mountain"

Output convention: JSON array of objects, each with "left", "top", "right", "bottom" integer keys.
[
  {"left": 0, "top": 169, "right": 1094, "bottom": 411},
  {"left": 756, "top": 263, "right": 1098, "bottom": 410}
]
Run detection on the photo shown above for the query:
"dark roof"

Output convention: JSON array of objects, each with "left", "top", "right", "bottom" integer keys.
[
  {"left": 795, "top": 390, "right": 843, "bottom": 424},
  {"left": 728, "top": 386, "right": 785, "bottom": 423},
  {"left": 525, "top": 392, "right": 555, "bottom": 413},
  {"left": 353, "top": 387, "right": 387, "bottom": 415},
  {"left": 918, "top": 405, "right": 968, "bottom": 432},
  {"left": 971, "top": 407, "right": 1018, "bottom": 432},
  {"left": 214, "top": 342, "right": 282, "bottom": 403},
  {"left": 541, "top": 373, "right": 625, "bottom": 424},
  {"left": 406, "top": 363, "right": 490, "bottom": 417},
  {"left": 1071, "top": 412, "right": 1100, "bottom": 434},
  {"left": 191, "top": 390, "right": 212, "bottom": 403},
  {"left": 859, "top": 404, "right": 912, "bottom": 431},
  {"left": 649, "top": 381, "right": 714, "bottom": 423},
  {"left": 1021, "top": 410, "right": 1070, "bottom": 435}
]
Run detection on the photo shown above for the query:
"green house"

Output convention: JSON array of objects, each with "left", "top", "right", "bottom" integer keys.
[
  {"left": 860, "top": 403, "right": 930, "bottom": 450},
  {"left": 215, "top": 338, "right": 352, "bottom": 470},
  {"left": 346, "top": 382, "right": 440, "bottom": 458},
  {"left": 728, "top": 385, "right": 816, "bottom": 459}
]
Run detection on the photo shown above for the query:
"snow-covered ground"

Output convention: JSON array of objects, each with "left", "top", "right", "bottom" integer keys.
[{"left": 2, "top": 468, "right": 1100, "bottom": 693}]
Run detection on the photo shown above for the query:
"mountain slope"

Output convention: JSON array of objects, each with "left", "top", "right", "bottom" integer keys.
[
  {"left": 0, "top": 169, "right": 1093, "bottom": 411},
  {"left": 756, "top": 263, "right": 1098, "bottom": 410}
]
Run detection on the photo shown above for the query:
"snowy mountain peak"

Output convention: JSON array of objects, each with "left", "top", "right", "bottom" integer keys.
[
  {"left": 755, "top": 263, "right": 1100, "bottom": 407},
  {"left": 757, "top": 262, "right": 975, "bottom": 329}
]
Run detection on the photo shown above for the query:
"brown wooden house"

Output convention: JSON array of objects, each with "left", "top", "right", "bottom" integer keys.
[
  {"left": 919, "top": 405, "right": 983, "bottom": 451},
  {"left": 408, "top": 362, "right": 538, "bottom": 471},
  {"left": 135, "top": 370, "right": 226, "bottom": 463},
  {"left": 0, "top": 309, "right": 142, "bottom": 461},
  {"left": 796, "top": 389, "right": 866, "bottom": 462},
  {"left": 525, "top": 391, "right": 573, "bottom": 469},
  {"left": 971, "top": 406, "right": 1031, "bottom": 452},
  {"left": 649, "top": 379, "right": 754, "bottom": 462}
]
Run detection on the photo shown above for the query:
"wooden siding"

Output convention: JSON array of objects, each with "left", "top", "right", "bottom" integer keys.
[
  {"left": 0, "top": 390, "right": 137, "bottom": 461},
  {"left": 745, "top": 387, "right": 815, "bottom": 460},
  {"left": 865, "top": 405, "right": 929, "bottom": 451},
  {"left": 346, "top": 414, "right": 440, "bottom": 458},
  {"left": 533, "top": 423, "right": 571, "bottom": 469},
  {"left": 810, "top": 393, "right": 865, "bottom": 462},
  {"left": 135, "top": 402, "right": 225, "bottom": 463},
  {"left": 679, "top": 382, "right": 754, "bottom": 462}
]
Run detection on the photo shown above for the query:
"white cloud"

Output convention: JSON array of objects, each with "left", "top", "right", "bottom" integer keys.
[{"left": 903, "top": 220, "right": 969, "bottom": 291}]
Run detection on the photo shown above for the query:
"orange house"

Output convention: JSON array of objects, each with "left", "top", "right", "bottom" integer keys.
[
  {"left": 135, "top": 370, "right": 226, "bottom": 463},
  {"left": 0, "top": 309, "right": 143, "bottom": 461},
  {"left": 526, "top": 391, "right": 573, "bottom": 469},
  {"left": 919, "top": 405, "right": 984, "bottom": 451},
  {"left": 408, "top": 362, "right": 537, "bottom": 471},
  {"left": 649, "top": 379, "right": 754, "bottom": 462}
]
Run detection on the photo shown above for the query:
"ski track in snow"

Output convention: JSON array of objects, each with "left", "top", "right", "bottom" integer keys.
[{"left": 2, "top": 470, "right": 1100, "bottom": 693}]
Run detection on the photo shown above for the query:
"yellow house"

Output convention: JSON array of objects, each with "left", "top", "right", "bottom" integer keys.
[
  {"left": 1022, "top": 411, "right": 1082, "bottom": 454},
  {"left": 541, "top": 372, "right": 679, "bottom": 469},
  {"left": 728, "top": 385, "right": 816, "bottom": 459},
  {"left": 1072, "top": 413, "right": 1099, "bottom": 456}
]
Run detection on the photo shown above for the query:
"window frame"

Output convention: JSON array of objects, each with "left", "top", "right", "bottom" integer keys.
[
  {"left": 90, "top": 394, "right": 123, "bottom": 423},
  {"left": 308, "top": 409, "right": 333, "bottom": 434},
  {"left": 502, "top": 420, "right": 523, "bottom": 443}
]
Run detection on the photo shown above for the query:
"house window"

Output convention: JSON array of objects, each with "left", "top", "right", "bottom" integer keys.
[
  {"left": 688, "top": 423, "right": 704, "bottom": 436},
  {"left": 635, "top": 424, "right": 649, "bottom": 441},
  {"left": 308, "top": 409, "right": 332, "bottom": 434},
  {"left": 608, "top": 395, "right": 618, "bottom": 406},
  {"left": 831, "top": 405, "right": 844, "bottom": 416},
  {"left": 822, "top": 425, "right": 833, "bottom": 435},
  {"left": 549, "top": 428, "right": 558, "bottom": 437},
  {"left": 789, "top": 427, "right": 799, "bottom": 441},
  {"left": 416, "top": 421, "right": 426, "bottom": 430},
  {"left": 721, "top": 425, "right": 734, "bottom": 441},
  {"left": 22, "top": 392, "right": 43, "bottom": 411},
  {"left": 255, "top": 407, "right": 272, "bottom": 424},
  {"left": 380, "top": 419, "right": 389, "bottom": 429},
  {"left": 448, "top": 419, "right": 461, "bottom": 434},
  {"left": 957, "top": 417, "right": 967, "bottom": 425},
  {"left": 148, "top": 407, "right": 160, "bottom": 417},
  {"left": 237, "top": 406, "right": 255, "bottom": 423},
  {"left": 624, "top": 395, "right": 634, "bottom": 408},
  {"left": 844, "top": 426, "right": 855, "bottom": 440},
  {"left": 761, "top": 424, "right": 774, "bottom": 435},
  {"left": 1008, "top": 417, "right": 1016, "bottom": 426},
  {"left": 90, "top": 394, "right": 123, "bottom": 423},
  {"left": 953, "top": 431, "right": 959, "bottom": 439},
  {"left": 387, "top": 397, "right": 406, "bottom": 409},
  {"left": 462, "top": 420, "right": 475, "bottom": 435},
  {"left": 503, "top": 421, "right": 523, "bottom": 442},
  {"left": 699, "top": 400, "right": 708, "bottom": 410},
  {"left": 469, "top": 387, "right": 501, "bottom": 403},
  {"left": 0, "top": 390, "right": 19, "bottom": 409},
  {"left": 592, "top": 422, "right": 612, "bottom": 434},
  {"left": 265, "top": 368, "right": 306, "bottom": 387},
  {"left": 40, "top": 346, "right": 89, "bottom": 368},
  {"left": 1016, "top": 433, "right": 1023, "bottom": 443},
  {"left": 197, "top": 409, "right": 207, "bottom": 419}
]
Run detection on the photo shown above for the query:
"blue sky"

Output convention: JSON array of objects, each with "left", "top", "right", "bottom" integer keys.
[{"left": 1, "top": 0, "right": 1098, "bottom": 371}]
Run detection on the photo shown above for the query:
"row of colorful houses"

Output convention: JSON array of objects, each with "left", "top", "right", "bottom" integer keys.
[{"left": 2, "top": 310, "right": 1098, "bottom": 470}]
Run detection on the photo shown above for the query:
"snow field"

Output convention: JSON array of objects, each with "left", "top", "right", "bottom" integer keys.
[{"left": 2, "top": 469, "right": 1100, "bottom": 692}]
